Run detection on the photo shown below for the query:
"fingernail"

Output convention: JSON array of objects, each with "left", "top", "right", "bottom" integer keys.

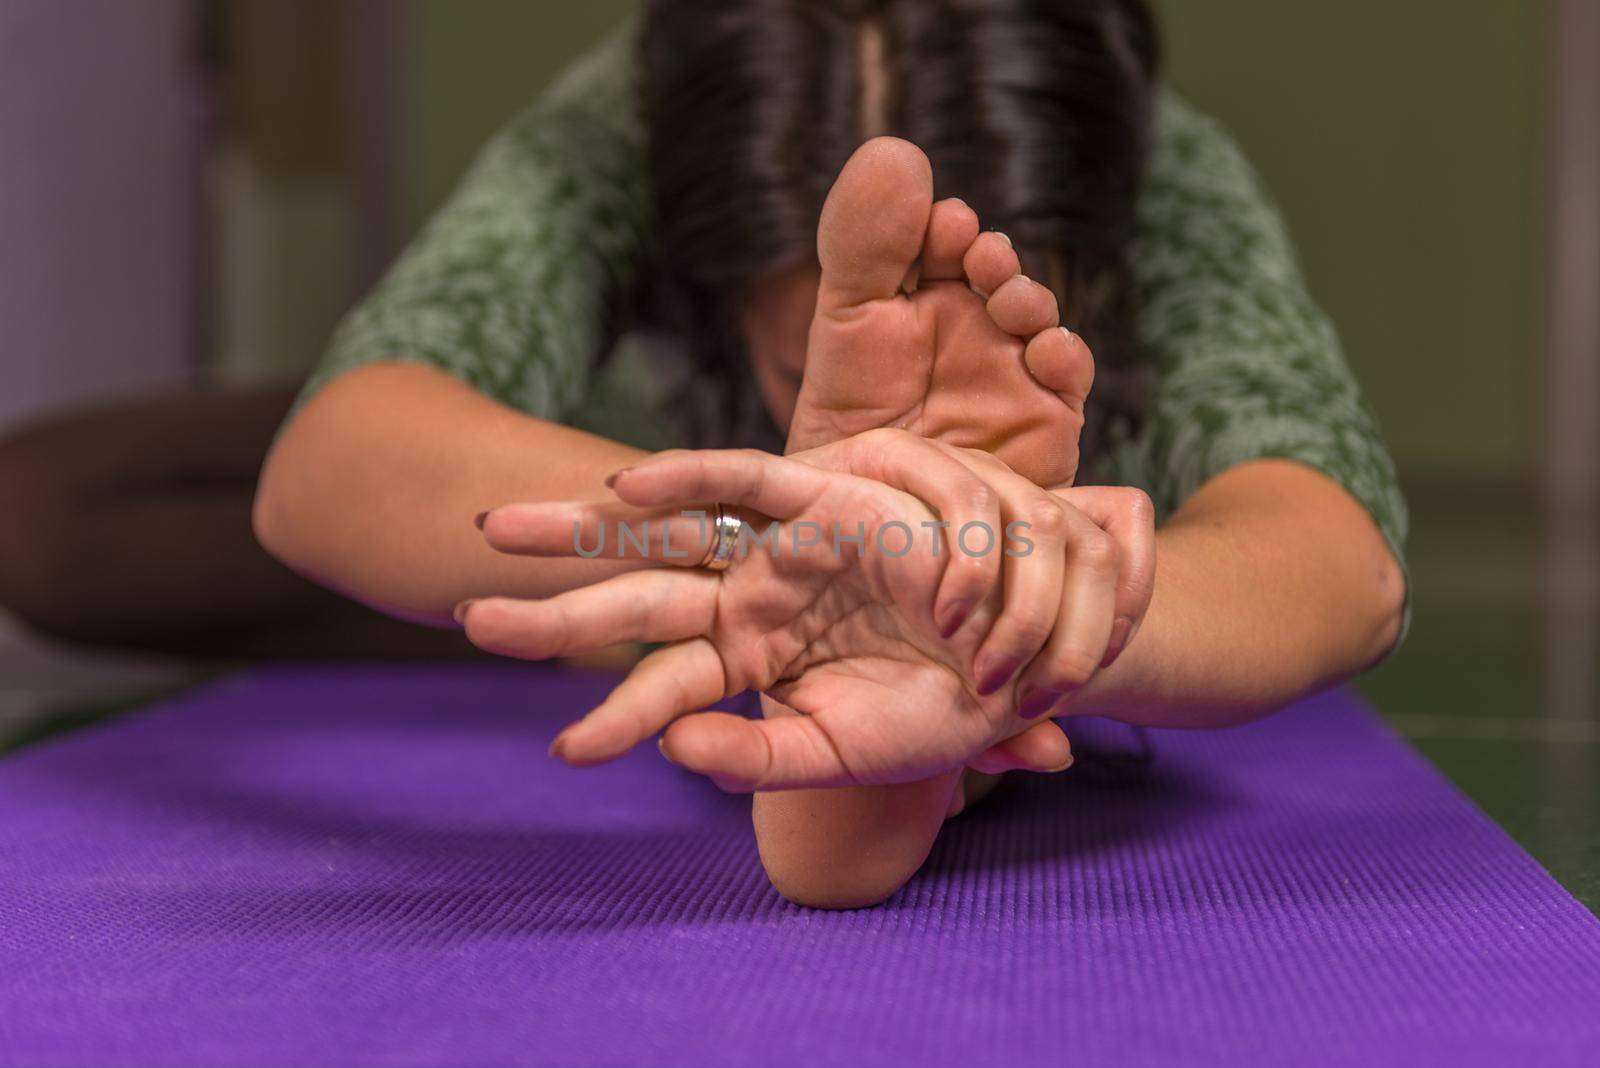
[
  {"left": 1018, "top": 686, "right": 1064, "bottom": 719},
  {"left": 1040, "top": 753, "right": 1074, "bottom": 774},
  {"left": 993, "top": 230, "right": 1012, "bottom": 247},
  {"left": 451, "top": 599, "right": 477, "bottom": 625},
  {"left": 657, "top": 737, "right": 679, "bottom": 766},
  {"left": 1101, "top": 616, "right": 1133, "bottom": 668},
  {"left": 549, "top": 727, "right": 574, "bottom": 760},
  {"left": 603, "top": 466, "right": 633, "bottom": 489},
  {"left": 473, "top": 511, "right": 489, "bottom": 530},
  {"left": 938, "top": 600, "right": 973, "bottom": 639},
  {"left": 1059, "top": 325, "right": 1076, "bottom": 342},
  {"left": 975, "top": 655, "right": 1022, "bottom": 696}
]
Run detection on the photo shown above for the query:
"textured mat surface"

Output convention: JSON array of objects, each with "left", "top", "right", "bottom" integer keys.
[{"left": 0, "top": 665, "right": 1596, "bottom": 1067}]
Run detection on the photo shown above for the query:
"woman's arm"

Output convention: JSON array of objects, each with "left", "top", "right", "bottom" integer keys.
[
  {"left": 1107, "top": 91, "right": 1411, "bottom": 657},
  {"left": 254, "top": 362, "right": 649, "bottom": 624},
  {"left": 1071, "top": 458, "right": 1405, "bottom": 728},
  {"left": 254, "top": 26, "right": 656, "bottom": 624}
]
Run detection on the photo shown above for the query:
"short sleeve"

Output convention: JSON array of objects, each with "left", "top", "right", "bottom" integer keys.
[
  {"left": 1106, "top": 90, "right": 1410, "bottom": 623},
  {"left": 291, "top": 24, "right": 649, "bottom": 422}
]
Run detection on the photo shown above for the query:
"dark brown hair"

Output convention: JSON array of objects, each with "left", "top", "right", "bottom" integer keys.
[{"left": 639, "top": 0, "right": 1158, "bottom": 455}]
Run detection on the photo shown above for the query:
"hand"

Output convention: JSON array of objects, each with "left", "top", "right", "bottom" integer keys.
[
  {"left": 798, "top": 433, "right": 1155, "bottom": 677},
  {"left": 458, "top": 431, "right": 1153, "bottom": 790},
  {"left": 765, "top": 436, "right": 1154, "bottom": 778}
]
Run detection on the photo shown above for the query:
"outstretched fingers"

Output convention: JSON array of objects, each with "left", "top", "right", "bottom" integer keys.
[
  {"left": 458, "top": 570, "right": 717, "bottom": 660},
  {"left": 481, "top": 499, "right": 720, "bottom": 567},
  {"left": 481, "top": 450, "right": 841, "bottom": 566},
  {"left": 609, "top": 449, "right": 832, "bottom": 519},
  {"left": 550, "top": 638, "right": 729, "bottom": 765}
]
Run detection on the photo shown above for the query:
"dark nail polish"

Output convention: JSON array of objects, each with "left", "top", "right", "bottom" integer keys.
[
  {"left": 1101, "top": 616, "right": 1134, "bottom": 668},
  {"left": 976, "top": 656, "right": 1021, "bottom": 696},
  {"left": 1018, "top": 686, "right": 1063, "bottom": 719},
  {"left": 473, "top": 511, "right": 489, "bottom": 530},
  {"left": 938, "top": 600, "right": 973, "bottom": 639},
  {"left": 452, "top": 599, "right": 476, "bottom": 625}
]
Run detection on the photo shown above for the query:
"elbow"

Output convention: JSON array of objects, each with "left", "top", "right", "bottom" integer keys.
[
  {"left": 1359, "top": 542, "right": 1408, "bottom": 667},
  {"left": 250, "top": 466, "right": 286, "bottom": 564},
  {"left": 250, "top": 409, "right": 453, "bottom": 628},
  {"left": 251, "top": 432, "right": 312, "bottom": 574}
]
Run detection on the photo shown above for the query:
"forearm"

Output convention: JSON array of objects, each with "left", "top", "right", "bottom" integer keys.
[
  {"left": 1069, "top": 459, "right": 1406, "bottom": 728},
  {"left": 254, "top": 362, "right": 648, "bottom": 624}
]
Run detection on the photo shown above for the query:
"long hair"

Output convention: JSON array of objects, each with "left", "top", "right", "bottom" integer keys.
[{"left": 638, "top": 0, "right": 1158, "bottom": 458}]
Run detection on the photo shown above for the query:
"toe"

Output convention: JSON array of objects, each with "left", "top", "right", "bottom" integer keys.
[
  {"left": 920, "top": 198, "right": 981, "bottom": 282},
  {"left": 987, "top": 275, "right": 1060, "bottom": 336},
  {"left": 1024, "top": 327, "right": 1095, "bottom": 402},
  {"left": 816, "top": 137, "right": 934, "bottom": 310},
  {"left": 962, "top": 231, "right": 1021, "bottom": 299}
]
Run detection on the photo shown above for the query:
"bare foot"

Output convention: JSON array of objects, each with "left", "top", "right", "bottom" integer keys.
[
  {"left": 755, "top": 139, "right": 1090, "bottom": 909},
  {"left": 753, "top": 769, "right": 964, "bottom": 910},
  {"left": 755, "top": 139, "right": 1094, "bottom": 908},
  {"left": 786, "top": 136, "right": 1094, "bottom": 489}
]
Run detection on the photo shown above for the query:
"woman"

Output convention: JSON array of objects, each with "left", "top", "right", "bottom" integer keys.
[{"left": 257, "top": 0, "right": 1407, "bottom": 906}]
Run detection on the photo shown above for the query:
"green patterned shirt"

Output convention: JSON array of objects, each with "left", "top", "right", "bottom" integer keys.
[{"left": 301, "top": 25, "right": 1408, "bottom": 624}]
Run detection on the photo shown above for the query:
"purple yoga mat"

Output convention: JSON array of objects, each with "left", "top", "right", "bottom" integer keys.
[{"left": 1, "top": 665, "right": 1596, "bottom": 1067}]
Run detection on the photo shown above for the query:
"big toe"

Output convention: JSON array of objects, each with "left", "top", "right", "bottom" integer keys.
[{"left": 816, "top": 137, "right": 933, "bottom": 310}]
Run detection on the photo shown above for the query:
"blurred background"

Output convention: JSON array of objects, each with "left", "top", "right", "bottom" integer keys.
[{"left": 1, "top": 1, "right": 1595, "bottom": 902}]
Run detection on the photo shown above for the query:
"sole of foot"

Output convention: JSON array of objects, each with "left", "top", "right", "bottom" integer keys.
[{"left": 788, "top": 136, "right": 1094, "bottom": 490}]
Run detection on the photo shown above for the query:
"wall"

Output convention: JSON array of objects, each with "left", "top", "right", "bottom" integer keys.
[
  {"left": 0, "top": 0, "right": 200, "bottom": 430},
  {"left": 1151, "top": 0, "right": 1545, "bottom": 484},
  {"left": 400, "top": 1, "right": 640, "bottom": 235}
]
